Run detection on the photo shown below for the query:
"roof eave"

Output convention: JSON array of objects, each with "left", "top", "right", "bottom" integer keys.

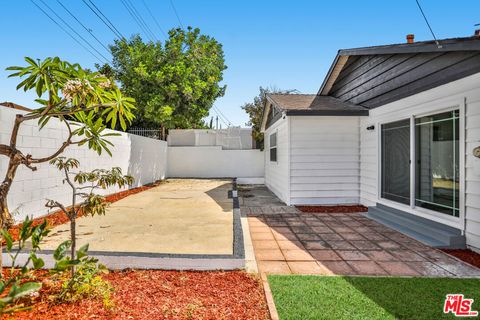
[
  {"left": 338, "top": 39, "right": 480, "bottom": 56},
  {"left": 285, "top": 109, "right": 369, "bottom": 116}
]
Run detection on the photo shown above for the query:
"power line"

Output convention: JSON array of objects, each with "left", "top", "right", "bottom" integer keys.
[
  {"left": 56, "top": 0, "right": 110, "bottom": 53},
  {"left": 213, "top": 105, "right": 233, "bottom": 127},
  {"left": 37, "top": 0, "right": 110, "bottom": 62},
  {"left": 30, "top": 0, "right": 105, "bottom": 64},
  {"left": 169, "top": 0, "right": 184, "bottom": 29},
  {"left": 415, "top": 0, "right": 441, "bottom": 48},
  {"left": 140, "top": 0, "right": 168, "bottom": 38},
  {"left": 82, "top": 0, "right": 125, "bottom": 40},
  {"left": 125, "top": 0, "right": 158, "bottom": 41},
  {"left": 120, "top": 0, "right": 156, "bottom": 42},
  {"left": 211, "top": 106, "right": 229, "bottom": 127},
  {"left": 213, "top": 110, "right": 228, "bottom": 128}
]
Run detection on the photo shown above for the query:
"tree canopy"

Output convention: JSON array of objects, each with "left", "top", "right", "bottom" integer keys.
[
  {"left": 105, "top": 27, "right": 227, "bottom": 129},
  {"left": 241, "top": 87, "right": 292, "bottom": 149}
]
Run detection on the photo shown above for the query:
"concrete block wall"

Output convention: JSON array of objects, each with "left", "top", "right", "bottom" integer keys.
[
  {"left": 0, "top": 107, "right": 167, "bottom": 222},
  {"left": 167, "top": 146, "right": 264, "bottom": 179}
]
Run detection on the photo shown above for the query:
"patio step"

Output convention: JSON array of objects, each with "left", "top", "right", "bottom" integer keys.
[{"left": 367, "top": 204, "right": 466, "bottom": 249}]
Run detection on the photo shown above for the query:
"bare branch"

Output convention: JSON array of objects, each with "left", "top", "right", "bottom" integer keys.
[
  {"left": 0, "top": 144, "right": 13, "bottom": 157},
  {"left": 29, "top": 121, "right": 73, "bottom": 164},
  {"left": 45, "top": 200, "right": 68, "bottom": 215}
]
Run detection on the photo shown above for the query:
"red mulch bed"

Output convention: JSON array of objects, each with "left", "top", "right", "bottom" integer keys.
[
  {"left": 5, "top": 270, "right": 269, "bottom": 320},
  {"left": 296, "top": 205, "right": 368, "bottom": 213},
  {"left": 6, "top": 181, "right": 163, "bottom": 242},
  {"left": 442, "top": 249, "right": 480, "bottom": 269}
]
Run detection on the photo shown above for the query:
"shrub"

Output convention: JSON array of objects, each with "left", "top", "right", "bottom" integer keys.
[{"left": 0, "top": 218, "right": 49, "bottom": 314}]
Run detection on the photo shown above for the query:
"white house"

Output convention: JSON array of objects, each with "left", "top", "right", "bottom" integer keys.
[{"left": 261, "top": 35, "right": 480, "bottom": 251}]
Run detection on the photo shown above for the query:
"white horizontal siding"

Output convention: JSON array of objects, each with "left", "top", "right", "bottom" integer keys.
[
  {"left": 264, "top": 117, "right": 289, "bottom": 204},
  {"left": 359, "top": 72, "right": 480, "bottom": 250},
  {"left": 289, "top": 116, "right": 361, "bottom": 205}
]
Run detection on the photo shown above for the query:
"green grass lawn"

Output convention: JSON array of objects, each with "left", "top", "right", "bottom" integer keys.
[{"left": 268, "top": 275, "right": 480, "bottom": 320}]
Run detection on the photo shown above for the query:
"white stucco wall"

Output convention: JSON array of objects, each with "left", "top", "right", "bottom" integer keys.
[
  {"left": 264, "top": 117, "right": 290, "bottom": 204},
  {"left": 289, "top": 116, "right": 361, "bottom": 205},
  {"left": 167, "top": 146, "right": 264, "bottom": 178},
  {"left": 0, "top": 107, "right": 167, "bottom": 222},
  {"left": 359, "top": 72, "right": 480, "bottom": 250}
]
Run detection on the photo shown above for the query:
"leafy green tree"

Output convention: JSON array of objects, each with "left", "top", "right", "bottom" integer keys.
[
  {"left": 242, "top": 87, "right": 296, "bottom": 149},
  {"left": 107, "top": 27, "right": 227, "bottom": 129},
  {"left": 0, "top": 57, "right": 135, "bottom": 229}
]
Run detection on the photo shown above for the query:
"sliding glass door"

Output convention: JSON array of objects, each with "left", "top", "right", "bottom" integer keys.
[
  {"left": 381, "top": 109, "right": 460, "bottom": 218},
  {"left": 381, "top": 119, "right": 410, "bottom": 205},
  {"left": 415, "top": 110, "right": 459, "bottom": 217}
]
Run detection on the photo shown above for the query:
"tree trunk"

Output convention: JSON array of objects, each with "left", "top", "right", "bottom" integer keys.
[
  {"left": 0, "top": 160, "right": 20, "bottom": 230},
  {"left": 70, "top": 217, "right": 76, "bottom": 278},
  {"left": 0, "top": 160, "right": 20, "bottom": 270}
]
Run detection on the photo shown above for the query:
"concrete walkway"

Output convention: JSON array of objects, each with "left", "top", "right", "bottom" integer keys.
[
  {"left": 42, "top": 179, "right": 233, "bottom": 255},
  {"left": 241, "top": 185, "right": 480, "bottom": 277}
]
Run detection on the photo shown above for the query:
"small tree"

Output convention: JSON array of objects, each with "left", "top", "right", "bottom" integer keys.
[
  {"left": 241, "top": 87, "right": 296, "bottom": 149},
  {"left": 46, "top": 157, "right": 133, "bottom": 267},
  {"left": 0, "top": 57, "right": 135, "bottom": 229}
]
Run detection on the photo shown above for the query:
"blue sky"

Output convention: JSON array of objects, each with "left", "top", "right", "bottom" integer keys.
[{"left": 0, "top": 0, "right": 479, "bottom": 127}]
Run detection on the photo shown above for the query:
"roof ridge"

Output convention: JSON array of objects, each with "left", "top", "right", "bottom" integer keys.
[{"left": 268, "top": 93, "right": 316, "bottom": 96}]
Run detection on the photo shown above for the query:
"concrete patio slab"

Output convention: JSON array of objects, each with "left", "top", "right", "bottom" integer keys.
[
  {"left": 42, "top": 179, "right": 233, "bottom": 255},
  {"left": 5, "top": 179, "right": 247, "bottom": 270},
  {"left": 241, "top": 185, "right": 480, "bottom": 277}
]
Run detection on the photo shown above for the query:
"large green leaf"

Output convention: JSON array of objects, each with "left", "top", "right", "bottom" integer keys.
[
  {"left": 53, "top": 240, "right": 71, "bottom": 260},
  {"left": 8, "top": 282, "right": 41, "bottom": 300}
]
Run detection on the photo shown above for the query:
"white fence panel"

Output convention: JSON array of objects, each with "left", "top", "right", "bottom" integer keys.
[{"left": 167, "top": 146, "right": 264, "bottom": 179}]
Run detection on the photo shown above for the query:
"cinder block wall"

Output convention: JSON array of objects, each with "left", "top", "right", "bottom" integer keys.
[{"left": 0, "top": 107, "right": 167, "bottom": 222}]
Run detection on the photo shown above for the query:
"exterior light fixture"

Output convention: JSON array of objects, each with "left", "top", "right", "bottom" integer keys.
[{"left": 366, "top": 125, "right": 375, "bottom": 131}]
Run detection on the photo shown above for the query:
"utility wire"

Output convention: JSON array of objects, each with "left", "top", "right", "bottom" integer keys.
[
  {"left": 56, "top": 0, "right": 110, "bottom": 53},
  {"left": 30, "top": 0, "right": 105, "bottom": 64},
  {"left": 87, "top": 0, "right": 125, "bottom": 39},
  {"left": 213, "top": 108, "right": 229, "bottom": 127},
  {"left": 125, "top": 0, "right": 158, "bottom": 41},
  {"left": 213, "top": 105, "right": 232, "bottom": 127},
  {"left": 169, "top": 0, "right": 184, "bottom": 29},
  {"left": 140, "top": 0, "right": 168, "bottom": 38},
  {"left": 120, "top": 0, "right": 155, "bottom": 42},
  {"left": 82, "top": 0, "right": 125, "bottom": 39},
  {"left": 37, "top": 0, "right": 110, "bottom": 62},
  {"left": 415, "top": 0, "right": 441, "bottom": 48}
]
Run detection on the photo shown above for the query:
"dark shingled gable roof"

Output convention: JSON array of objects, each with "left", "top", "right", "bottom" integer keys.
[{"left": 267, "top": 93, "right": 368, "bottom": 116}]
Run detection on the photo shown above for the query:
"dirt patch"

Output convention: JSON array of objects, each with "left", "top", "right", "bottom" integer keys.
[
  {"left": 6, "top": 270, "right": 269, "bottom": 320},
  {"left": 442, "top": 249, "right": 480, "bottom": 269},
  {"left": 6, "top": 181, "right": 164, "bottom": 242},
  {"left": 296, "top": 205, "right": 368, "bottom": 213}
]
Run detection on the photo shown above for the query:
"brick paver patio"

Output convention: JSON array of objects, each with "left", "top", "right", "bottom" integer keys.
[{"left": 240, "top": 185, "right": 480, "bottom": 277}]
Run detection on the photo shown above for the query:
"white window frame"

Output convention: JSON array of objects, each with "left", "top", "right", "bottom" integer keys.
[
  {"left": 269, "top": 131, "right": 278, "bottom": 163},
  {"left": 376, "top": 101, "right": 465, "bottom": 229}
]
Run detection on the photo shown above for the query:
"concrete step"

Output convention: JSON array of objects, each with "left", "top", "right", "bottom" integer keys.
[{"left": 367, "top": 204, "right": 466, "bottom": 249}]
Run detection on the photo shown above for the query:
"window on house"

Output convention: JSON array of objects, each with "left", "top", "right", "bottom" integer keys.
[{"left": 270, "top": 132, "right": 277, "bottom": 162}]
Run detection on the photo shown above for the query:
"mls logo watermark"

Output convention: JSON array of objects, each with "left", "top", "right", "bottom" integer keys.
[{"left": 444, "top": 294, "right": 478, "bottom": 317}]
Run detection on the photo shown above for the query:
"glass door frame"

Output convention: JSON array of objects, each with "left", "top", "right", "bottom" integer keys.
[{"left": 376, "top": 101, "right": 466, "bottom": 230}]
